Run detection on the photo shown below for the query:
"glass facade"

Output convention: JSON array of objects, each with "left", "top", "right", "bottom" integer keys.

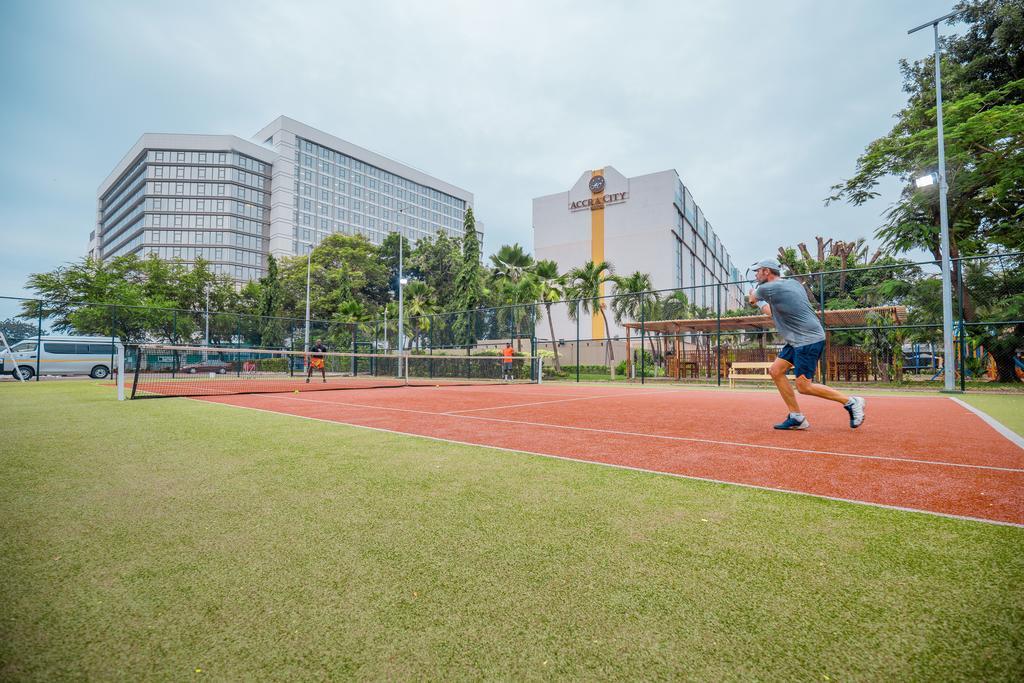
[
  {"left": 97, "top": 150, "right": 271, "bottom": 282},
  {"left": 289, "top": 137, "right": 468, "bottom": 251},
  {"left": 673, "top": 177, "right": 743, "bottom": 310}
]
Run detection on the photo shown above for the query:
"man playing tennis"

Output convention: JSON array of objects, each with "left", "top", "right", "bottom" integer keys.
[
  {"left": 306, "top": 339, "right": 327, "bottom": 383},
  {"left": 748, "top": 259, "right": 865, "bottom": 430},
  {"left": 501, "top": 342, "right": 515, "bottom": 382}
]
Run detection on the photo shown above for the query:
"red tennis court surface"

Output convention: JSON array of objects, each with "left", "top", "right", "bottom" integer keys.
[{"left": 197, "top": 384, "right": 1024, "bottom": 526}]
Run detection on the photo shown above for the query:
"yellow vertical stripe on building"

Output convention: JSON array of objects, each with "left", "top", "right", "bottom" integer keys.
[{"left": 590, "top": 168, "right": 605, "bottom": 340}]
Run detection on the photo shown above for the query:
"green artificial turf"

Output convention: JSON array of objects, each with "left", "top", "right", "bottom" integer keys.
[{"left": 1, "top": 381, "right": 1022, "bottom": 680}]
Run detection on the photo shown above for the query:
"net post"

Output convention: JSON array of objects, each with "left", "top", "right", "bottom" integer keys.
[
  {"left": 116, "top": 344, "right": 125, "bottom": 401},
  {"left": 537, "top": 355, "right": 543, "bottom": 384}
]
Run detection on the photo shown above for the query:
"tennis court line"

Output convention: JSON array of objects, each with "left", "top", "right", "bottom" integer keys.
[
  {"left": 201, "top": 398, "right": 1024, "bottom": 529},
  {"left": 262, "top": 393, "right": 1024, "bottom": 474},
  {"left": 442, "top": 390, "right": 657, "bottom": 414},
  {"left": 949, "top": 397, "right": 1024, "bottom": 450}
]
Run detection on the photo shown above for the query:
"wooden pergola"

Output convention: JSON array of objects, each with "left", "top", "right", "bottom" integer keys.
[{"left": 622, "top": 306, "right": 908, "bottom": 380}]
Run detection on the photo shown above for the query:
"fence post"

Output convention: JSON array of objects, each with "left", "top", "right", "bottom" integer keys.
[
  {"left": 236, "top": 315, "right": 241, "bottom": 377},
  {"left": 35, "top": 300, "right": 42, "bottom": 381},
  {"left": 956, "top": 259, "right": 966, "bottom": 392},
  {"left": 110, "top": 305, "right": 117, "bottom": 381},
  {"left": 575, "top": 299, "right": 580, "bottom": 383},
  {"left": 639, "top": 293, "right": 646, "bottom": 384},
  {"left": 818, "top": 271, "right": 828, "bottom": 385},
  {"left": 715, "top": 284, "right": 721, "bottom": 387}
]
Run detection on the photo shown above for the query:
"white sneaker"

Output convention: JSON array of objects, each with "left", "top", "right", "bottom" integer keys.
[{"left": 845, "top": 397, "right": 866, "bottom": 428}]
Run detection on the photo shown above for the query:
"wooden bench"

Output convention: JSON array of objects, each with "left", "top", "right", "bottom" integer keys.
[{"left": 728, "top": 361, "right": 773, "bottom": 387}]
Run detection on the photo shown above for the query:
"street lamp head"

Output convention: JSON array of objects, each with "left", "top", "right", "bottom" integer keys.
[
  {"left": 399, "top": 277, "right": 409, "bottom": 286},
  {"left": 915, "top": 173, "right": 936, "bottom": 188}
]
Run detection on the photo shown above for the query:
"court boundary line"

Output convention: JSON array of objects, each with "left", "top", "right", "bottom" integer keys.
[
  {"left": 196, "top": 397, "right": 1024, "bottom": 529},
  {"left": 264, "top": 393, "right": 1024, "bottom": 474},
  {"left": 949, "top": 397, "right": 1024, "bottom": 450}
]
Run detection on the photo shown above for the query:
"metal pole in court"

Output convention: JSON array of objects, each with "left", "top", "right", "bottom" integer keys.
[
  {"left": 909, "top": 11, "right": 958, "bottom": 392},
  {"left": 575, "top": 299, "right": 580, "bottom": 384}
]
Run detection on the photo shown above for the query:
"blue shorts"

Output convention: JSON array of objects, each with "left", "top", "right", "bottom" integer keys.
[{"left": 778, "top": 340, "right": 825, "bottom": 380}]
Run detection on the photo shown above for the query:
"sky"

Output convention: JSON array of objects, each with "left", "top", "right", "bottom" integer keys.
[{"left": 0, "top": 0, "right": 959, "bottom": 302}]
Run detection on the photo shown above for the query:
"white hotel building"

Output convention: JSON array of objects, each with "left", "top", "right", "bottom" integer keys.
[
  {"left": 533, "top": 166, "right": 743, "bottom": 341},
  {"left": 92, "top": 116, "right": 475, "bottom": 283}
]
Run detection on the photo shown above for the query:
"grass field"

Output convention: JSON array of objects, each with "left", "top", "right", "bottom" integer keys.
[{"left": 2, "top": 381, "right": 1023, "bottom": 680}]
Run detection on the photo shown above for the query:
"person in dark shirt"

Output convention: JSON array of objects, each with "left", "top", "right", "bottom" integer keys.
[{"left": 306, "top": 339, "right": 328, "bottom": 383}]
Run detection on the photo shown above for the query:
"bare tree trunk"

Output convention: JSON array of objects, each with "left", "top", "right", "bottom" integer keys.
[
  {"left": 544, "top": 303, "right": 561, "bottom": 371},
  {"left": 600, "top": 305, "right": 615, "bottom": 365}
]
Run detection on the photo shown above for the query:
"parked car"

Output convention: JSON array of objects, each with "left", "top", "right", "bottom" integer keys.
[
  {"left": 180, "top": 359, "right": 233, "bottom": 374},
  {"left": 1, "top": 336, "right": 122, "bottom": 380}
]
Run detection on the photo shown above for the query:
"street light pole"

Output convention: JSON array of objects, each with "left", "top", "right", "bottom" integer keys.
[
  {"left": 909, "top": 11, "right": 958, "bottom": 393},
  {"left": 398, "top": 234, "right": 405, "bottom": 355},
  {"left": 304, "top": 246, "right": 312, "bottom": 354},
  {"left": 204, "top": 285, "right": 210, "bottom": 347}
]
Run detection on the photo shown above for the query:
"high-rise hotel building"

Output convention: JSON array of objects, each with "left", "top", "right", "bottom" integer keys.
[
  {"left": 92, "top": 116, "right": 475, "bottom": 283},
  {"left": 533, "top": 166, "right": 743, "bottom": 341}
]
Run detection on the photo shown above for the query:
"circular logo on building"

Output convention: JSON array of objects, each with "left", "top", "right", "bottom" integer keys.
[{"left": 589, "top": 175, "right": 605, "bottom": 194}]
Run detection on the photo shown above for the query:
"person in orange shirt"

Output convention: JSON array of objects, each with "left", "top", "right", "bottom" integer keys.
[
  {"left": 306, "top": 339, "right": 327, "bottom": 383},
  {"left": 501, "top": 342, "right": 515, "bottom": 381}
]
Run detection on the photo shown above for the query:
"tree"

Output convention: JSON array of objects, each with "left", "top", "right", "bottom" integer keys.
[
  {"left": 256, "top": 255, "right": 286, "bottom": 347},
  {"left": 278, "top": 234, "right": 391, "bottom": 325},
  {"left": 534, "top": 259, "right": 566, "bottom": 371},
  {"left": 402, "top": 281, "right": 434, "bottom": 349},
  {"left": 0, "top": 318, "right": 42, "bottom": 345},
  {"left": 451, "top": 208, "right": 486, "bottom": 346},
  {"left": 827, "top": 1, "right": 1024, "bottom": 259},
  {"left": 408, "top": 231, "right": 461, "bottom": 311},
  {"left": 489, "top": 243, "right": 534, "bottom": 283},
  {"left": 21, "top": 254, "right": 236, "bottom": 343},
  {"left": 610, "top": 271, "right": 660, "bottom": 366},
  {"left": 566, "top": 260, "right": 617, "bottom": 365}
]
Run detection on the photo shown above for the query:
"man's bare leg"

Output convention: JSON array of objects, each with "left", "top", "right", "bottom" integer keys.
[
  {"left": 794, "top": 376, "right": 849, "bottom": 405},
  {"left": 769, "top": 358, "right": 801, "bottom": 413}
]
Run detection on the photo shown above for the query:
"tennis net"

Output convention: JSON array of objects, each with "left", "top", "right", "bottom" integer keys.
[{"left": 127, "top": 344, "right": 542, "bottom": 398}]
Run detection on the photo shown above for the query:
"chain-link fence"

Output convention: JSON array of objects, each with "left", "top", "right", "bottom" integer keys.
[{"left": 3, "top": 252, "right": 1021, "bottom": 389}]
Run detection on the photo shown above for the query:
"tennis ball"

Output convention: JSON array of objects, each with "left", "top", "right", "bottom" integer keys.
[{"left": 293, "top": 389, "right": 299, "bottom": 393}]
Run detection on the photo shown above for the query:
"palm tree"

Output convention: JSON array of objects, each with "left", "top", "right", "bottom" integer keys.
[
  {"left": 489, "top": 243, "right": 534, "bottom": 283},
  {"left": 403, "top": 281, "right": 434, "bottom": 349},
  {"left": 534, "top": 259, "right": 565, "bottom": 371},
  {"left": 490, "top": 243, "right": 536, "bottom": 350},
  {"left": 566, "top": 260, "right": 617, "bottom": 365},
  {"left": 611, "top": 271, "right": 660, "bottom": 371}
]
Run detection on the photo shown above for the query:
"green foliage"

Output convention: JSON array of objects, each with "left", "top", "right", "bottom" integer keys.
[
  {"left": 22, "top": 254, "right": 238, "bottom": 343},
  {"left": 452, "top": 209, "right": 486, "bottom": 346},
  {"left": 0, "top": 317, "right": 42, "bottom": 345},
  {"left": 827, "top": 1, "right": 1024, "bottom": 259},
  {"left": 566, "top": 260, "right": 617, "bottom": 364}
]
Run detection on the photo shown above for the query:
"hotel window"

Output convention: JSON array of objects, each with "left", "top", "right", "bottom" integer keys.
[
  {"left": 197, "top": 216, "right": 205, "bottom": 227},
  {"left": 198, "top": 168, "right": 206, "bottom": 179},
  {"left": 197, "top": 200, "right": 205, "bottom": 211},
  {"left": 173, "top": 231, "right": 182, "bottom": 242},
  {"left": 153, "top": 215, "right": 162, "bottom": 226},
  {"left": 155, "top": 167, "right": 164, "bottom": 177},
  {"left": 216, "top": 217, "right": 223, "bottom": 227},
  {"left": 156, "top": 151, "right": 165, "bottom": 161},
  {"left": 198, "top": 153, "right": 206, "bottom": 162},
  {"left": 177, "top": 152, "right": 185, "bottom": 162},
  {"left": 174, "top": 216, "right": 183, "bottom": 227},
  {"left": 217, "top": 184, "right": 225, "bottom": 195},
  {"left": 175, "top": 183, "right": 184, "bottom": 194}
]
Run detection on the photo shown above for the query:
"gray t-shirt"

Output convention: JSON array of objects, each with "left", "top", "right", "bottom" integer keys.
[{"left": 755, "top": 278, "right": 825, "bottom": 347}]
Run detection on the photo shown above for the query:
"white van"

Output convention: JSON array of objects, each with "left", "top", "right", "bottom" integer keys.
[{"left": 2, "top": 336, "right": 123, "bottom": 380}]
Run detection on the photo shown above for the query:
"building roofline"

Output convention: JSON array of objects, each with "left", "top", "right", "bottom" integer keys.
[
  {"left": 98, "top": 133, "right": 278, "bottom": 197},
  {"left": 253, "top": 115, "right": 473, "bottom": 203}
]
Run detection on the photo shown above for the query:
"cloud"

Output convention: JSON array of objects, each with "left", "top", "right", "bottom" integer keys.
[{"left": 0, "top": 0, "right": 955, "bottom": 296}]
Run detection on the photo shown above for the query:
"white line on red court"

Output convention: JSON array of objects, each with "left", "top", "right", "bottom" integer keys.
[{"left": 246, "top": 392, "right": 1024, "bottom": 474}]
